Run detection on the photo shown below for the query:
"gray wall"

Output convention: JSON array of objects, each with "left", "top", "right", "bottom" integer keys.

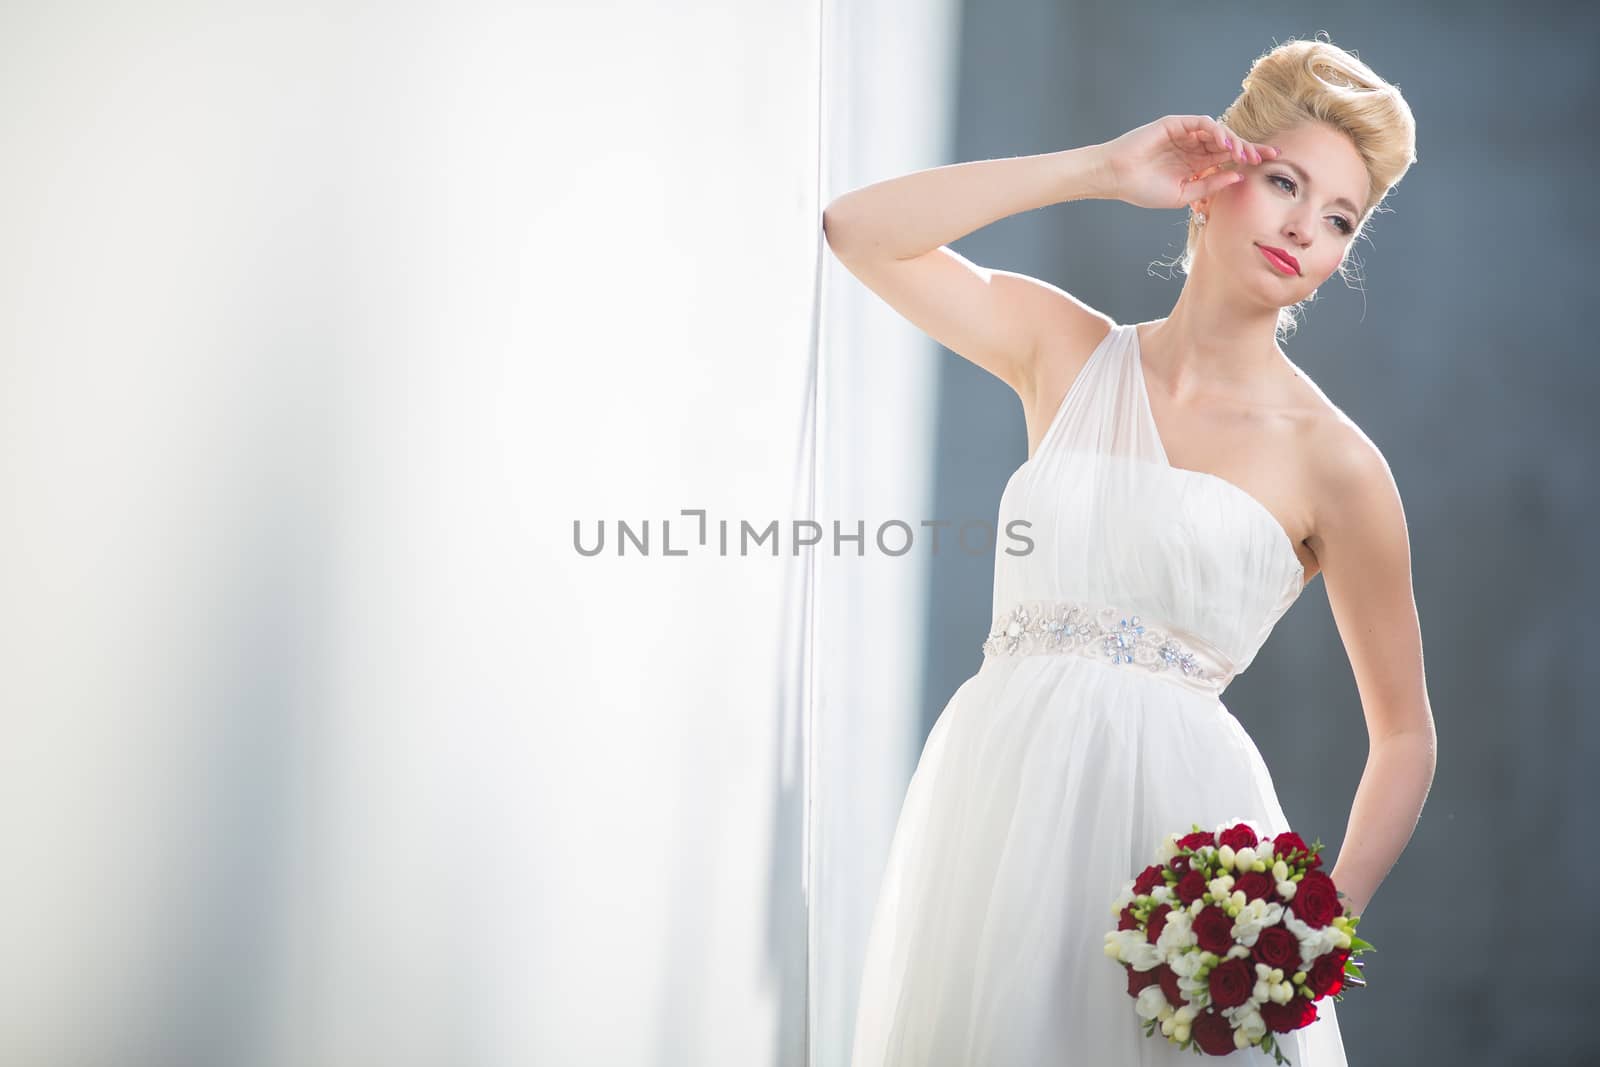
[{"left": 918, "top": 4, "right": 1598, "bottom": 1064}]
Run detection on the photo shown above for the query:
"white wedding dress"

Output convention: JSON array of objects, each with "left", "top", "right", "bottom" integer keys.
[{"left": 850, "top": 322, "right": 1348, "bottom": 1065}]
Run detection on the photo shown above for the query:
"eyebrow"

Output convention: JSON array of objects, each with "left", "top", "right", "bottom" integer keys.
[{"left": 1275, "top": 159, "right": 1362, "bottom": 216}]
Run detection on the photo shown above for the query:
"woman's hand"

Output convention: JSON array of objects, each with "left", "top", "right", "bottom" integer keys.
[{"left": 1096, "top": 115, "right": 1279, "bottom": 211}]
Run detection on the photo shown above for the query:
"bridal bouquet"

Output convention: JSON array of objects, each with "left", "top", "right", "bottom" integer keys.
[{"left": 1102, "top": 819, "right": 1373, "bottom": 1064}]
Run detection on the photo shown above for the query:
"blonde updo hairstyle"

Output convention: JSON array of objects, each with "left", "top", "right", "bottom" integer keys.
[{"left": 1181, "top": 35, "right": 1419, "bottom": 339}]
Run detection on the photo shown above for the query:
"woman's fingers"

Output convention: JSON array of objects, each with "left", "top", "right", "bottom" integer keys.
[
  {"left": 1186, "top": 167, "right": 1244, "bottom": 204},
  {"left": 1204, "top": 118, "right": 1276, "bottom": 165}
]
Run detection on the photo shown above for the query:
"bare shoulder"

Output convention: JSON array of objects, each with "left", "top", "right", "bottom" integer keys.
[{"left": 1293, "top": 379, "right": 1408, "bottom": 563}]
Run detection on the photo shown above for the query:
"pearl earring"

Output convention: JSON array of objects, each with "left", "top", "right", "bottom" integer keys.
[{"left": 1194, "top": 211, "right": 1208, "bottom": 227}]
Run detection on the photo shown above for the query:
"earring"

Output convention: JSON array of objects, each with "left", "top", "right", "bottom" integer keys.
[{"left": 1193, "top": 211, "right": 1208, "bottom": 227}]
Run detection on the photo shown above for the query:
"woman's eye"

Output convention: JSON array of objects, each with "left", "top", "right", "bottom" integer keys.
[{"left": 1269, "top": 174, "right": 1354, "bottom": 235}]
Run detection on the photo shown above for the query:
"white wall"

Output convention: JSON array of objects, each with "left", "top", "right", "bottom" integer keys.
[{"left": 0, "top": 2, "right": 843, "bottom": 1064}]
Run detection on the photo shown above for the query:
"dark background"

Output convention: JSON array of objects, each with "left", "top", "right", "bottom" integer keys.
[{"left": 917, "top": 4, "right": 1598, "bottom": 1064}]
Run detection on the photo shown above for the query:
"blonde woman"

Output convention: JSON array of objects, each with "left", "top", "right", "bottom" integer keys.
[{"left": 827, "top": 37, "right": 1434, "bottom": 1065}]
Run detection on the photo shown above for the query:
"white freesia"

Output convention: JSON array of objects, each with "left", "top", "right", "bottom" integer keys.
[
  {"left": 1272, "top": 859, "right": 1290, "bottom": 880},
  {"left": 1276, "top": 877, "right": 1298, "bottom": 900},
  {"left": 1169, "top": 950, "right": 1206, "bottom": 979},
  {"left": 1122, "top": 937, "right": 1165, "bottom": 972},
  {"left": 1234, "top": 845, "right": 1259, "bottom": 869},
  {"left": 1149, "top": 884, "right": 1173, "bottom": 904},
  {"left": 1233, "top": 1004, "right": 1267, "bottom": 1044},
  {"left": 1282, "top": 909, "right": 1343, "bottom": 968},
  {"left": 1218, "top": 844, "right": 1237, "bottom": 871},
  {"left": 1155, "top": 910, "right": 1197, "bottom": 955},
  {"left": 1158, "top": 833, "right": 1181, "bottom": 863},
  {"left": 1135, "top": 985, "right": 1169, "bottom": 1021},
  {"left": 1108, "top": 929, "right": 1148, "bottom": 963},
  {"left": 1230, "top": 898, "right": 1285, "bottom": 945},
  {"left": 1207, "top": 873, "right": 1235, "bottom": 899}
]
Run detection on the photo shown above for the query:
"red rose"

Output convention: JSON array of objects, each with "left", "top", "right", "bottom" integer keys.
[
  {"left": 1118, "top": 903, "right": 1140, "bottom": 931},
  {"left": 1261, "top": 995, "right": 1319, "bottom": 1033},
  {"left": 1157, "top": 963, "right": 1187, "bottom": 1007},
  {"left": 1291, "top": 871, "right": 1341, "bottom": 927},
  {"left": 1234, "top": 870, "right": 1275, "bottom": 902},
  {"left": 1176, "top": 869, "right": 1208, "bottom": 904},
  {"left": 1133, "top": 863, "right": 1167, "bottom": 895},
  {"left": 1191, "top": 1008, "right": 1236, "bottom": 1055},
  {"left": 1251, "top": 925, "right": 1299, "bottom": 970},
  {"left": 1218, "top": 823, "right": 1259, "bottom": 851},
  {"left": 1271, "top": 831, "right": 1323, "bottom": 870},
  {"left": 1307, "top": 948, "right": 1351, "bottom": 1000},
  {"left": 1179, "top": 830, "right": 1216, "bottom": 851},
  {"left": 1125, "top": 963, "right": 1161, "bottom": 998},
  {"left": 1207, "top": 957, "right": 1254, "bottom": 1010},
  {"left": 1192, "top": 905, "right": 1235, "bottom": 955},
  {"left": 1146, "top": 903, "right": 1173, "bottom": 944},
  {"left": 1271, "top": 831, "right": 1309, "bottom": 859}
]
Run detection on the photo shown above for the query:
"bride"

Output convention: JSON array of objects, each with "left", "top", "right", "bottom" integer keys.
[{"left": 824, "top": 36, "right": 1436, "bottom": 1065}]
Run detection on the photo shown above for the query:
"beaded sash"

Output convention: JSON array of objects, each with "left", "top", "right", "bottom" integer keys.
[{"left": 981, "top": 598, "right": 1237, "bottom": 696}]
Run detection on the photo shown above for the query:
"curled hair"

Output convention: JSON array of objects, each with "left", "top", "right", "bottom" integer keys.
[{"left": 1173, "top": 33, "right": 1419, "bottom": 339}]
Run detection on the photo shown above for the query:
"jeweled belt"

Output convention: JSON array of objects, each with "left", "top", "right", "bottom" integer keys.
[{"left": 981, "top": 598, "right": 1237, "bottom": 696}]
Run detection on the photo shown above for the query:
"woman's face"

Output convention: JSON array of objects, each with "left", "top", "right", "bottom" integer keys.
[{"left": 1201, "top": 120, "right": 1370, "bottom": 304}]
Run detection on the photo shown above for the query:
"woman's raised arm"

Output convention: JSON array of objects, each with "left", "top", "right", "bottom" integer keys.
[
  {"left": 821, "top": 146, "right": 1115, "bottom": 405},
  {"left": 821, "top": 117, "right": 1270, "bottom": 409}
]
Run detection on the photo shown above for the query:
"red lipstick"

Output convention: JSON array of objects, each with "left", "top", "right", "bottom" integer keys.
[{"left": 1258, "top": 244, "right": 1300, "bottom": 276}]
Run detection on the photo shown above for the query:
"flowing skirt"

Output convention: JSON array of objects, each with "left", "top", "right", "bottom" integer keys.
[{"left": 849, "top": 653, "right": 1348, "bottom": 1066}]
